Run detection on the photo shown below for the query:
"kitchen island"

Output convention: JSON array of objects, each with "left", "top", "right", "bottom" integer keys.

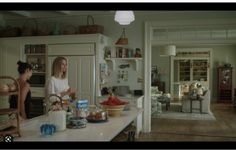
[
  {"left": 97, "top": 95, "right": 143, "bottom": 137},
  {"left": 14, "top": 107, "right": 143, "bottom": 141}
]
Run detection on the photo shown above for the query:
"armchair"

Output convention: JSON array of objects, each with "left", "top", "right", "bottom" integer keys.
[{"left": 182, "top": 90, "right": 211, "bottom": 114}]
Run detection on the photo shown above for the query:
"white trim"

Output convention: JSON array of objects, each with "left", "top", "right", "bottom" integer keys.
[
  {"left": 143, "top": 22, "right": 152, "bottom": 133},
  {"left": 144, "top": 18, "right": 236, "bottom": 133}
]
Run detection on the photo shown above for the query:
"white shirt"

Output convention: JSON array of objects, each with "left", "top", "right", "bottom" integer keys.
[{"left": 46, "top": 76, "right": 70, "bottom": 102}]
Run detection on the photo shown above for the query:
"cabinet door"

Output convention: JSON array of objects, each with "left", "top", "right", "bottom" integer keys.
[
  {"left": 47, "top": 56, "right": 95, "bottom": 104},
  {"left": 219, "top": 67, "right": 232, "bottom": 89},
  {"left": 0, "top": 42, "right": 21, "bottom": 77},
  {"left": 179, "top": 60, "right": 191, "bottom": 81},
  {"left": 192, "top": 60, "right": 208, "bottom": 82},
  {"left": 67, "top": 56, "right": 95, "bottom": 104},
  {"left": 48, "top": 44, "right": 95, "bottom": 56}
]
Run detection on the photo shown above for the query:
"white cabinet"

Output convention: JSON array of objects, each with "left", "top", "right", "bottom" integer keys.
[
  {"left": 0, "top": 34, "right": 111, "bottom": 109},
  {"left": 47, "top": 43, "right": 95, "bottom": 56},
  {"left": 0, "top": 38, "right": 22, "bottom": 78},
  {"left": 171, "top": 49, "right": 211, "bottom": 99},
  {"left": 0, "top": 38, "right": 22, "bottom": 110},
  {"left": 47, "top": 54, "right": 95, "bottom": 104}
]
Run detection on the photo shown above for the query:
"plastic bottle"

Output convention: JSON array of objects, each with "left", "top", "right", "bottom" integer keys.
[{"left": 66, "top": 107, "right": 73, "bottom": 125}]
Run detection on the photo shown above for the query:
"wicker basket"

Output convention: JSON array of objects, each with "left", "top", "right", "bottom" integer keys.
[
  {"left": 61, "top": 25, "right": 77, "bottom": 35},
  {"left": 0, "top": 26, "right": 21, "bottom": 37},
  {"left": 37, "top": 22, "right": 51, "bottom": 36},
  {"left": 79, "top": 15, "right": 104, "bottom": 34},
  {"left": 101, "top": 104, "right": 126, "bottom": 117},
  {"left": 21, "top": 18, "right": 38, "bottom": 36}
]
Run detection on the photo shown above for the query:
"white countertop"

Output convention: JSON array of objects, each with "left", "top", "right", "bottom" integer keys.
[{"left": 15, "top": 107, "right": 143, "bottom": 141}]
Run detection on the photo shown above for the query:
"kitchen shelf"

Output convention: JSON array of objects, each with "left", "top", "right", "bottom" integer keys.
[
  {"left": 105, "top": 58, "right": 142, "bottom": 71},
  {"left": 0, "top": 76, "right": 21, "bottom": 138}
]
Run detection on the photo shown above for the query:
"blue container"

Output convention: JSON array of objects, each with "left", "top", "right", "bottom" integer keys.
[
  {"left": 76, "top": 100, "right": 88, "bottom": 111},
  {"left": 40, "top": 124, "right": 56, "bottom": 136}
]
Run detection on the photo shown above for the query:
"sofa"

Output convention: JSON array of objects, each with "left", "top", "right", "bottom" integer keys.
[{"left": 181, "top": 89, "right": 211, "bottom": 114}]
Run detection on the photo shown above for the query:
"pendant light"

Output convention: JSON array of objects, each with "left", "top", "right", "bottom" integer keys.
[
  {"left": 114, "top": 11, "right": 135, "bottom": 25},
  {"left": 115, "top": 28, "right": 128, "bottom": 45},
  {"left": 160, "top": 45, "right": 176, "bottom": 57}
]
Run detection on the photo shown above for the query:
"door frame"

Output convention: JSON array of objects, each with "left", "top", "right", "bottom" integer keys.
[{"left": 144, "top": 18, "right": 236, "bottom": 133}]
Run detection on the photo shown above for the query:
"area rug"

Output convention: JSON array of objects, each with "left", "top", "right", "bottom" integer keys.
[{"left": 152, "top": 103, "right": 216, "bottom": 121}]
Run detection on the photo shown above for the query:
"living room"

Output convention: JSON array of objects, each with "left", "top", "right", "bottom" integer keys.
[{"left": 146, "top": 19, "right": 236, "bottom": 141}]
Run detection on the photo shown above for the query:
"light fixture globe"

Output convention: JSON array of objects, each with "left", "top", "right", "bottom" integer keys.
[
  {"left": 114, "top": 11, "right": 135, "bottom": 25},
  {"left": 160, "top": 45, "right": 176, "bottom": 57}
]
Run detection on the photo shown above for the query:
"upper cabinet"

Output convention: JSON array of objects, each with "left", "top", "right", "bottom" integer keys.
[
  {"left": 175, "top": 59, "right": 209, "bottom": 82},
  {"left": 172, "top": 49, "right": 211, "bottom": 88},
  {"left": 25, "top": 44, "right": 46, "bottom": 73}
]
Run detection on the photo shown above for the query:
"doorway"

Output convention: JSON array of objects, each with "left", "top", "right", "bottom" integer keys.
[{"left": 144, "top": 19, "right": 236, "bottom": 133}]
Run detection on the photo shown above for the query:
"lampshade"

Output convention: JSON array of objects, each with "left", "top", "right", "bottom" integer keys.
[
  {"left": 160, "top": 45, "right": 176, "bottom": 57},
  {"left": 114, "top": 11, "right": 135, "bottom": 25}
]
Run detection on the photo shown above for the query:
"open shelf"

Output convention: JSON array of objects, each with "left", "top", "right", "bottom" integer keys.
[
  {"left": 0, "top": 76, "right": 21, "bottom": 137},
  {"left": 105, "top": 58, "right": 142, "bottom": 71}
]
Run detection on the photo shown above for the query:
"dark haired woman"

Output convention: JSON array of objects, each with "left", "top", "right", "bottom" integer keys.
[{"left": 9, "top": 61, "right": 33, "bottom": 120}]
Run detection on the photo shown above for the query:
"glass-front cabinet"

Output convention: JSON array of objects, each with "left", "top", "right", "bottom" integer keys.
[
  {"left": 179, "top": 60, "right": 191, "bottom": 81},
  {"left": 192, "top": 60, "right": 208, "bottom": 82},
  {"left": 174, "top": 59, "right": 209, "bottom": 82},
  {"left": 172, "top": 50, "right": 211, "bottom": 100}
]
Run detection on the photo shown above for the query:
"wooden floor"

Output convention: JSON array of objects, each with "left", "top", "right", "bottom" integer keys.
[{"left": 137, "top": 102, "right": 236, "bottom": 141}]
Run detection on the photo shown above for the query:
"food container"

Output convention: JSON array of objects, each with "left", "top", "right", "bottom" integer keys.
[
  {"left": 40, "top": 124, "right": 56, "bottom": 136},
  {"left": 86, "top": 105, "right": 108, "bottom": 123},
  {"left": 48, "top": 110, "right": 66, "bottom": 131}
]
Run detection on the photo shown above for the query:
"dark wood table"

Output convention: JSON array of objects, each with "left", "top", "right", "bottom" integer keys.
[{"left": 190, "top": 97, "right": 204, "bottom": 113}]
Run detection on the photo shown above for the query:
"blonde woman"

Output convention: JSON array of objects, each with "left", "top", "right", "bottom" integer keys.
[{"left": 46, "top": 57, "right": 76, "bottom": 110}]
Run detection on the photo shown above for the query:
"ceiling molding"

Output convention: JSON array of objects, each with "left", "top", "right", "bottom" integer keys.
[
  {"left": 57, "top": 11, "right": 71, "bottom": 15},
  {"left": 9, "top": 11, "right": 31, "bottom": 18}
]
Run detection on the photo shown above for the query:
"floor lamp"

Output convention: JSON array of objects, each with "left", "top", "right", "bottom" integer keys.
[{"left": 160, "top": 45, "right": 176, "bottom": 95}]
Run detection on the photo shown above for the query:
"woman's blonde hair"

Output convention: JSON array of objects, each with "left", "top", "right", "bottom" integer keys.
[{"left": 52, "top": 56, "right": 67, "bottom": 79}]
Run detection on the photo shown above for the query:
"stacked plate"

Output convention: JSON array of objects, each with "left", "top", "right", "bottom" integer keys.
[{"left": 66, "top": 117, "right": 87, "bottom": 129}]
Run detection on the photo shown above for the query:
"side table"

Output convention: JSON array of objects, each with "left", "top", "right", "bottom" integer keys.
[
  {"left": 156, "top": 96, "right": 171, "bottom": 110},
  {"left": 190, "top": 97, "right": 203, "bottom": 113}
]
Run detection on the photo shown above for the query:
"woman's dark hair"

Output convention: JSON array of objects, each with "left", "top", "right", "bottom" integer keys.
[{"left": 17, "top": 61, "right": 32, "bottom": 74}]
